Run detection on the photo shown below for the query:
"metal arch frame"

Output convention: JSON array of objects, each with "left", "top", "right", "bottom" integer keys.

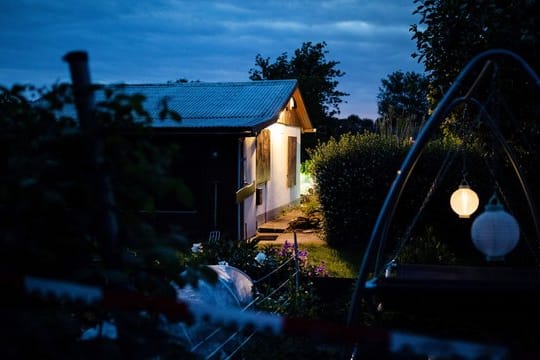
[{"left": 346, "top": 49, "right": 540, "bottom": 328}]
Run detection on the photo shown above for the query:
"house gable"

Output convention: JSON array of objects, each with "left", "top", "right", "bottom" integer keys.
[{"left": 276, "top": 87, "right": 314, "bottom": 133}]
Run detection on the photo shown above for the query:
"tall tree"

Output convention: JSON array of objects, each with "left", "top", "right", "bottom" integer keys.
[
  {"left": 376, "top": 70, "right": 429, "bottom": 138},
  {"left": 409, "top": 0, "right": 540, "bottom": 242},
  {"left": 410, "top": 0, "right": 539, "bottom": 103},
  {"left": 249, "top": 41, "right": 349, "bottom": 135},
  {"left": 409, "top": 0, "right": 540, "bottom": 155}
]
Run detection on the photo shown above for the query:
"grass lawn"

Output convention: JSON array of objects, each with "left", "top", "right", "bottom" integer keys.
[
  {"left": 301, "top": 243, "right": 360, "bottom": 278},
  {"left": 262, "top": 242, "right": 360, "bottom": 278},
  {"left": 263, "top": 200, "right": 361, "bottom": 278}
]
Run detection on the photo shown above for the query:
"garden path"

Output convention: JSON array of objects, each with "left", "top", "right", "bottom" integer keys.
[{"left": 255, "top": 208, "right": 325, "bottom": 246}]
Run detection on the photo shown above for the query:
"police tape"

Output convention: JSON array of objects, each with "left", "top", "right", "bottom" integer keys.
[{"left": 4, "top": 275, "right": 513, "bottom": 359}]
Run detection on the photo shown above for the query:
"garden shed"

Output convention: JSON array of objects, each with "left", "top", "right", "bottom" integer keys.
[{"left": 107, "top": 80, "right": 314, "bottom": 241}]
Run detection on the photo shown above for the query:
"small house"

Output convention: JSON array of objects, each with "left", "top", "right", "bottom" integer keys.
[{"left": 111, "top": 80, "right": 314, "bottom": 241}]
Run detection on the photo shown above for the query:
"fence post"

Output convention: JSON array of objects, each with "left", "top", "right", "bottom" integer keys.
[{"left": 63, "top": 51, "right": 119, "bottom": 264}]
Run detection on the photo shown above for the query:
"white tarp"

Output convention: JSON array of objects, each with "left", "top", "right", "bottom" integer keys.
[{"left": 170, "top": 264, "right": 255, "bottom": 357}]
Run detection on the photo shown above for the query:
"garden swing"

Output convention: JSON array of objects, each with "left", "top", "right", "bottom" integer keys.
[{"left": 346, "top": 49, "right": 540, "bottom": 345}]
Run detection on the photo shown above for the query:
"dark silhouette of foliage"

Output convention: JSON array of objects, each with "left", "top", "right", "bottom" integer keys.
[
  {"left": 376, "top": 70, "right": 429, "bottom": 138},
  {"left": 0, "top": 83, "right": 213, "bottom": 358},
  {"left": 327, "top": 114, "right": 375, "bottom": 139},
  {"left": 409, "top": 0, "right": 540, "bottom": 236},
  {"left": 410, "top": 0, "right": 540, "bottom": 121}
]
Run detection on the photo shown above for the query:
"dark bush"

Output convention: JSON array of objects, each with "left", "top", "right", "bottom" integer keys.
[
  {"left": 0, "top": 84, "right": 201, "bottom": 358},
  {"left": 306, "top": 123, "right": 540, "bottom": 357},
  {"left": 309, "top": 133, "right": 409, "bottom": 248},
  {"left": 307, "top": 132, "right": 525, "bottom": 264}
]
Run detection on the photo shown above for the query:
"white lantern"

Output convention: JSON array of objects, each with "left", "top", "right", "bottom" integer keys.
[
  {"left": 450, "top": 183, "right": 479, "bottom": 218},
  {"left": 470, "top": 194, "right": 520, "bottom": 262}
]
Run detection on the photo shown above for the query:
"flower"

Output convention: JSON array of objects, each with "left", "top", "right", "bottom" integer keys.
[
  {"left": 297, "top": 249, "right": 309, "bottom": 259},
  {"left": 315, "top": 261, "right": 329, "bottom": 277},
  {"left": 278, "top": 241, "right": 293, "bottom": 257},
  {"left": 254, "top": 251, "right": 267, "bottom": 264}
]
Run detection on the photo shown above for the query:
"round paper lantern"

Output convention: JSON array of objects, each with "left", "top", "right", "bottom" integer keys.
[
  {"left": 470, "top": 194, "right": 520, "bottom": 262},
  {"left": 450, "top": 184, "right": 479, "bottom": 218}
]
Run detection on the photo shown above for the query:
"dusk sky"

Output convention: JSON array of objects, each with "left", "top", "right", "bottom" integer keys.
[{"left": 0, "top": 0, "right": 424, "bottom": 120}]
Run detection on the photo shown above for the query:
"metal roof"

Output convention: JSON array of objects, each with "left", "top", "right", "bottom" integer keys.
[{"left": 97, "top": 80, "right": 300, "bottom": 133}]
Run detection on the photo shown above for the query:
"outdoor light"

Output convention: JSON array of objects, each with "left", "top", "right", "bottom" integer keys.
[
  {"left": 289, "top": 97, "right": 296, "bottom": 109},
  {"left": 470, "top": 193, "right": 520, "bottom": 262},
  {"left": 450, "top": 181, "right": 479, "bottom": 218}
]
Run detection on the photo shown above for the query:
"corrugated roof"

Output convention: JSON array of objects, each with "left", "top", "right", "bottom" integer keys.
[{"left": 97, "top": 80, "right": 298, "bottom": 132}]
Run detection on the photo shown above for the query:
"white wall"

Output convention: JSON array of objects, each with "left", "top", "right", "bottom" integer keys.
[
  {"left": 243, "top": 123, "right": 301, "bottom": 238},
  {"left": 263, "top": 122, "right": 302, "bottom": 212},
  {"left": 242, "top": 122, "right": 302, "bottom": 239}
]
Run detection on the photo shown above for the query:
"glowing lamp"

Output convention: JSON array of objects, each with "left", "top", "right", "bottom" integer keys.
[
  {"left": 289, "top": 97, "right": 296, "bottom": 109},
  {"left": 450, "top": 183, "right": 479, "bottom": 218},
  {"left": 470, "top": 194, "right": 520, "bottom": 262}
]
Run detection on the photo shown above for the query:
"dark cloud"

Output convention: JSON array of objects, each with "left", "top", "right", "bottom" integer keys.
[{"left": 0, "top": 0, "right": 423, "bottom": 119}]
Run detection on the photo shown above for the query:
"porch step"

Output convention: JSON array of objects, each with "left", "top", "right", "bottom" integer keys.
[
  {"left": 252, "top": 234, "right": 279, "bottom": 242},
  {"left": 257, "top": 225, "right": 287, "bottom": 233},
  {"left": 257, "top": 208, "right": 300, "bottom": 234}
]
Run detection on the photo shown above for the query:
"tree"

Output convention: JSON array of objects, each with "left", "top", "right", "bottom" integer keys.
[
  {"left": 249, "top": 41, "right": 349, "bottom": 140},
  {"left": 409, "top": 0, "right": 540, "bottom": 170},
  {"left": 0, "top": 84, "right": 214, "bottom": 358},
  {"left": 328, "top": 114, "right": 375, "bottom": 138},
  {"left": 409, "top": 0, "right": 540, "bottom": 262},
  {"left": 410, "top": 0, "right": 539, "bottom": 105},
  {"left": 168, "top": 78, "right": 189, "bottom": 83},
  {"left": 376, "top": 70, "right": 429, "bottom": 138}
]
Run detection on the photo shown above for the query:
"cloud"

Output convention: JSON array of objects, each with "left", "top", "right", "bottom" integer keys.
[
  {"left": 222, "top": 19, "right": 309, "bottom": 32},
  {"left": 0, "top": 0, "right": 424, "bottom": 119}
]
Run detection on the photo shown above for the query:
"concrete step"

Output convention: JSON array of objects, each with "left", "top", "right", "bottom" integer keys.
[
  {"left": 252, "top": 234, "right": 279, "bottom": 242},
  {"left": 257, "top": 225, "right": 287, "bottom": 233}
]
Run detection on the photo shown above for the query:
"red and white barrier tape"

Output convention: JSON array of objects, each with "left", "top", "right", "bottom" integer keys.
[{"left": 6, "top": 275, "right": 513, "bottom": 358}]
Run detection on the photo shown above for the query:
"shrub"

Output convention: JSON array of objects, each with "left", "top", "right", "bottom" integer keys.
[
  {"left": 396, "top": 226, "right": 457, "bottom": 265},
  {"left": 307, "top": 131, "right": 497, "bottom": 264},
  {"left": 308, "top": 133, "right": 410, "bottom": 248}
]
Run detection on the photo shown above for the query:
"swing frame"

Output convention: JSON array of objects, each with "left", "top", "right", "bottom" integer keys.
[{"left": 347, "top": 49, "right": 540, "bottom": 327}]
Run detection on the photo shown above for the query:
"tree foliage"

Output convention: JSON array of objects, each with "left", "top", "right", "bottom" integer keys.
[
  {"left": 409, "top": 0, "right": 540, "bottom": 211},
  {"left": 249, "top": 41, "right": 349, "bottom": 131},
  {"left": 376, "top": 70, "right": 429, "bottom": 138},
  {"left": 331, "top": 114, "right": 375, "bottom": 137},
  {"left": 0, "top": 83, "right": 213, "bottom": 358},
  {"left": 410, "top": 0, "right": 540, "bottom": 102}
]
